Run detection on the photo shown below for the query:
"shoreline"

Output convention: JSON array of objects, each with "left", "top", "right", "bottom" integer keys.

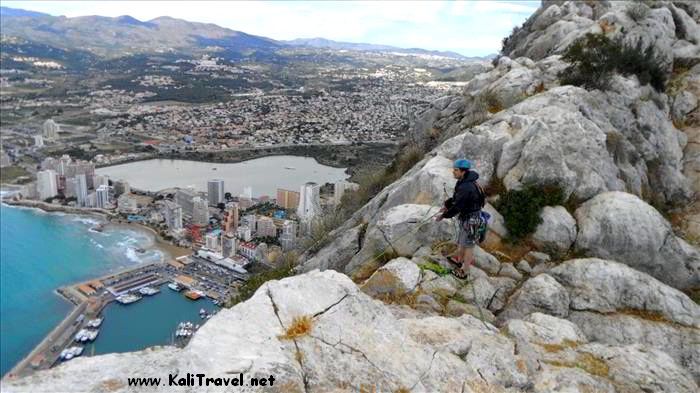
[
  {"left": 1, "top": 199, "right": 190, "bottom": 259},
  {"left": 1, "top": 203, "right": 192, "bottom": 379},
  {"left": 93, "top": 142, "right": 398, "bottom": 177}
]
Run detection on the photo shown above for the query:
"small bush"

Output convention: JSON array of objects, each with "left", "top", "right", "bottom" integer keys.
[
  {"left": 495, "top": 184, "right": 565, "bottom": 241},
  {"left": 559, "top": 33, "right": 667, "bottom": 92},
  {"left": 480, "top": 88, "right": 503, "bottom": 113},
  {"left": 301, "top": 208, "right": 347, "bottom": 253},
  {"left": 625, "top": 2, "right": 650, "bottom": 22}
]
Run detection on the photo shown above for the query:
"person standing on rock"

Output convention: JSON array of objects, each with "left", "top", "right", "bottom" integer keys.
[{"left": 436, "top": 159, "right": 485, "bottom": 279}]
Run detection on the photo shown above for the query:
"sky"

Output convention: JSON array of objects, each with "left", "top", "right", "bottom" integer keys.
[{"left": 1, "top": 1, "right": 539, "bottom": 57}]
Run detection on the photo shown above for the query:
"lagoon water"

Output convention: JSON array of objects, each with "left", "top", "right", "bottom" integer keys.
[
  {"left": 0, "top": 205, "right": 164, "bottom": 376},
  {"left": 95, "top": 155, "right": 348, "bottom": 195}
]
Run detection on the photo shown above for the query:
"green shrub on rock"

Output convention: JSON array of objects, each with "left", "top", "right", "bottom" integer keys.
[
  {"left": 559, "top": 33, "right": 667, "bottom": 92},
  {"left": 495, "top": 184, "right": 565, "bottom": 241}
]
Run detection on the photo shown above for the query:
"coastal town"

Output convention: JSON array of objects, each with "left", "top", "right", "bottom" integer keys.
[
  {"left": 0, "top": 6, "right": 481, "bottom": 382},
  {"left": 1, "top": 148, "right": 359, "bottom": 377}
]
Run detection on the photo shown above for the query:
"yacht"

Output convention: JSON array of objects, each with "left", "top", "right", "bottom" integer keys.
[
  {"left": 116, "top": 293, "right": 142, "bottom": 304},
  {"left": 168, "top": 282, "right": 182, "bottom": 292},
  {"left": 139, "top": 286, "right": 160, "bottom": 296},
  {"left": 87, "top": 318, "right": 103, "bottom": 328}
]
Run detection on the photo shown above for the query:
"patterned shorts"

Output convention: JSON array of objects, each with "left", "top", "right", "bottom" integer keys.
[{"left": 457, "top": 211, "right": 482, "bottom": 248}]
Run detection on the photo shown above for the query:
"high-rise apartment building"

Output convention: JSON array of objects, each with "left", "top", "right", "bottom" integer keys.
[
  {"left": 95, "top": 185, "right": 110, "bottom": 208},
  {"left": 76, "top": 174, "right": 89, "bottom": 207},
  {"left": 276, "top": 188, "right": 300, "bottom": 209},
  {"left": 192, "top": 196, "right": 210, "bottom": 226},
  {"left": 37, "top": 170, "right": 58, "bottom": 200},
  {"left": 297, "top": 182, "right": 321, "bottom": 220},
  {"left": 163, "top": 200, "right": 183, "bottom": 231},
  {"left": 207, "top": 179, "right": 225, "bottom": 206}
]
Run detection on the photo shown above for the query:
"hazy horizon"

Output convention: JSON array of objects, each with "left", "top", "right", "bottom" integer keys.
[{"left": 1, "top": 1, "right": 539, "bottom": 57}]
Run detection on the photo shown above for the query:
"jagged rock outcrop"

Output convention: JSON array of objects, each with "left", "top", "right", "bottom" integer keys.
[
  {"left": 7, "top": 270, "right": 698, "bottom": 393},
  {"left": 501, "top": 258, "right": 700, "bottom": 381},
  {"left": 574, "top": 191, "right": 700, "bottom": 290}
]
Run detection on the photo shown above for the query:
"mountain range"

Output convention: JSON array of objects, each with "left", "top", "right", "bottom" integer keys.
[{"left": 0, "top": 6, "right": 489, "bottom": 61}]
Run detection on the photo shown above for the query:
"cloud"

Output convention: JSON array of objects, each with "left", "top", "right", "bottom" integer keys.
[{"left": 1, "top": 0, "right": 539, "bottom": 56}]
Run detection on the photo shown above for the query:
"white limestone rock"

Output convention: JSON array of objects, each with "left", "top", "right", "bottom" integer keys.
[
  {"left": 499, "top": 274, "right": 570, "bottom": 322},
  {"left": 549, "top": 258, "right": 700, "bottom": 327},
  {"left": 574, "top": 192, "right": 700, "bottom": 290},
  {"left": 532, "top": 206, "right": 577, "bottom": 254},
  {"left": 360, "top": 257, "right": 420, "bottom": 297}
]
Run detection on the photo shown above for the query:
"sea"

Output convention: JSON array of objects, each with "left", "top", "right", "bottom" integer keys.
[{"left": 0, "top": 204, "right": 212, "bottom": 376}]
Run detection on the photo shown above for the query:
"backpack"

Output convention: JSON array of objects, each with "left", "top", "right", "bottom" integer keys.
[{"left": 474, "top": 181, "right": 489, "bottom": 243}]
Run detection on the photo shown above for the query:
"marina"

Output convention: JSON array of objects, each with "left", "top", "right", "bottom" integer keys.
[{"left": 5, "top": 252, "right": 237, "bottom": 378}]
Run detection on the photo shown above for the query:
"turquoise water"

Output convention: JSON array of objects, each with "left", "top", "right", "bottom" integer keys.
[
  {"left": 85, "top": 284, "right": 218, "bottom": 355},
  {"left": 0, "top": 205, "right": 164, "bottom": 376}
]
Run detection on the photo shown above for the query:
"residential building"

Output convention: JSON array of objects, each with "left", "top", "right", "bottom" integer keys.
[
  {"left": 113, "top": 180, "right": 130, "bottom": 196},
  {"left": 221, "top": 233, "right": 237, "bottom": 258},
  {"left": 280, "top": 220, "right": 297, "bottom": 251},
  {"left": 43, "top": 119, "right": 60, "bottom": 140},
  {"left": 242, "top": 214, "right": 256, "bottom": 232},
  {"left": 76, "top": 174, "right": 89, "bottom": 207},
  {"left": 64, "top": 177, "right": 78, "bottom": 199},
  {"left": 222, "top": 203, "right": 239, "bottom": 233},
  {"left": 95, "top": 185, "right": 110, "bottom": 208},
  {"left": 86, "top": 192, "right": 97, "bottom": 208},
  {"left": 117, "top": 194, "right": 139, "bottom": 214},
  {"left": 207, "top": 179, "right": 225, "bottom": 206},
  {"left": 34, "top": 134, "right": 44, "bottom": 147},
  {"left": 297, "top": 182, "right": 321, "bottom": 220},
  {"left": 93, "top": 174, "right": 109, "bottom": 188},
  {"left": 175, "top": 187, "right": 196, "bottom": 216},
  {"left": 192, "top": 196, "right": 210, "bottom": 226},
  {"left": 276, "top": 188, "right": 300, "bottom": 210},
  {"left": 256, "top": 216, "right": 276, "bottom": 238},
  {"left": 236, "top": 225, "right": 252, "bottom": 242},
  {"left": 205, "top": 233, "right": 220, "bottom": 252},
  {"left": 163, "top": 201, "right": 183, "bottom": 230},
  {"left": 238, "top": 241, "right": 257, "bottom": 261},
  {"left": 36, "top": 169, "right": 58, "bottom": 200}
]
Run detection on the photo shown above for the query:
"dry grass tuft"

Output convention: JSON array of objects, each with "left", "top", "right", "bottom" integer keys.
[
  {"left": 375, "top": 291, "right": 420, "bottom": 308},
  {"left": 539, "top": 339, "right": 580, "bottom": 353},
  {"left": 545, "top": 352, "right": 609, "bottom": 378},
  {"left": 618, "top": 308, "right": 672, "bottom": 324},
  {"left": 279, "top": 316, "right": 314, "bottom": 340},
  {"left": 394, "top": 387, "right": 411, "bottom": 393},
  {"left": 533, "top": 82, "right": 546, "bottom": 94}
]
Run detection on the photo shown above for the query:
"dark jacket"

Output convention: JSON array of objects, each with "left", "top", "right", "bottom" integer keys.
[{"left": 442, "top": 170, "right": 483, "bottom": 220}]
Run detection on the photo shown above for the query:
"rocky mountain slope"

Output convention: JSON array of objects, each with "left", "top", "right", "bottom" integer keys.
[{"left": 2, "top": 1, "right": 699, "bottom": 392}]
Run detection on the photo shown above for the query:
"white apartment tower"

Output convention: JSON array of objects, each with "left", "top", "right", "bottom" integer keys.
[
  {"left": 297, "top": 182, "right": 321, "bottom": 220},
  {"left": 192, "top": 196, "right": 210, "bottom": 226},
  {"left": 36, "top": 170, "right": 58, "bottom": 200},
  {"left": 163, "top": 201, "right": 183, "bottom": 230},
  {"left": 221, "top": 233, "right": 237, "bottom": 257},
  {"left": 207, "top": 179, "right": 225, "bottom": 206},
  {"left": 76, "top": 174, "right": 89, "bottom": 207},
  {"left": 95, "top": 185, "right": 110, "bottom": 209},
  {"left": 42, "top": 119, "right": 60, "bottom": 140}
]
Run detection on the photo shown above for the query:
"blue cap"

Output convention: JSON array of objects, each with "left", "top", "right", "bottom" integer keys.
[{"left": 453, "top": 159, "right": 472, "bottom": 170}]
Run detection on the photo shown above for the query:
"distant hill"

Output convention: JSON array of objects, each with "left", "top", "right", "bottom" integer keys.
[
  {"left": 0, "top": 6, "right": 50, "bottom": 18},
  {"left": 0, "top": 6, "right": 480, "bottom": 61},
  {"left": 0, "top": 7, "right": 281, "bottom": 58},
  {"left": 284, "top": 37, "right": 483, "bottom": 60}
]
